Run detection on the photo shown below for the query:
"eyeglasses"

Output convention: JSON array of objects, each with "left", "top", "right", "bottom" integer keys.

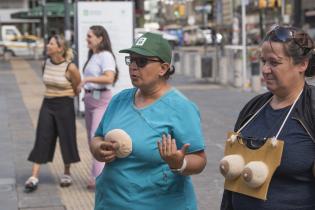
[
  {"left": 125, "top": 56, "right": 162, "bottom": 68},
  {"left": 265, "top": 25, "right": 312, "bottom": 56},
  {"left": 237, "top": 135, "right": 268, "bottom": 150}
]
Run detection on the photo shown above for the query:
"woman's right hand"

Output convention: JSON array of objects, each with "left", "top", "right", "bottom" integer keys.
[
  {"left": 90, "top": 136, "right": 119, "bottom": 163},
  {"left": 76, "top": 79, "right": 85, "bottom": 94}
]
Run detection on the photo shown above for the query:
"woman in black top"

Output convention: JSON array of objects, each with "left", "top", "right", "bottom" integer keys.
[{"left": 221, "top": 25, "right": 315, "bottom": 210}]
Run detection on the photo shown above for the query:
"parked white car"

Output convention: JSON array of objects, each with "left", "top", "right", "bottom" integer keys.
[{"left": 0, "top": 25, "right": 44, "bottom": 60}]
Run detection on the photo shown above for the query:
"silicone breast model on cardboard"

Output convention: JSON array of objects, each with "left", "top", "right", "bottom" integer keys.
[
  {"left": 241, "top": 161, "right": 269, "bottom": 188},
  {"left": 105, "top": 129, "right": 133, "bottom": 158},
  {"left": 220, "top": 154, "right": 245, "bottom": 180}
]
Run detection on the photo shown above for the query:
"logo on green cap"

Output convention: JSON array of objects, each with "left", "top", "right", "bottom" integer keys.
[{"left": 136, "top": 38, "right": 147, "bottom": 46}]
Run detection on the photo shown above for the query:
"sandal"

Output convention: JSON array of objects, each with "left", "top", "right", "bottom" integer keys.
[
  {"left": 24, "top": 176, "right": 39, "bottom": 193},
  {"left": 60, "top": 174, "right": 72, "bottom": 187}
]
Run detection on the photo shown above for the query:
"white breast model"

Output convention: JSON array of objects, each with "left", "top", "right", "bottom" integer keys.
[
  {"left": 241, "top": 161, "right": 269, "bottom": 188},
  {"left": 105, "top": 129, "right": 132, "bottom": 158},
  {"left": 220, "top": 154, "right": 245, "bottom": 180}
]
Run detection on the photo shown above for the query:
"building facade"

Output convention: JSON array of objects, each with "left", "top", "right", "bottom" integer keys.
[
  {"left": 3, "top": 0, "right": 315, "bottom": 45},
  {"left": 0, "top": 0, "right": 40, "bottom": 36}
]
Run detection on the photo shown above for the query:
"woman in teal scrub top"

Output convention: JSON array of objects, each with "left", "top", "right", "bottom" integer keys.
[{"left": 90, "top": 32, "right": 207, "bottom": 210}]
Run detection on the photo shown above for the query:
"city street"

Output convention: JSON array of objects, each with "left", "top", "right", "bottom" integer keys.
[
  {"left": 1, "top": 0, "right": 315, "bottom": 209},
  {"left": 0, "top": 58, "right": 258, "bottom": 210}
]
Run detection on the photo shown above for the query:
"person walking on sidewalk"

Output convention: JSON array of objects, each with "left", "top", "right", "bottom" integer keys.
[
  {"left": 220, "top": 25, "right": 315, "bottom": 210},
  {"left": 90, "top": 32, "right": 207, "bottom": 210},
  {"left": 24, "top": 34, "right": 81, "bottom": 193},
  {"left": 77, "top": 25, "right": 119, "bottom": 190}
]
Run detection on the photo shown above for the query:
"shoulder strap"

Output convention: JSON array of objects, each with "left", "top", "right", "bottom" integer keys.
[
  {"left": 65, "top": 62, "right": 72, "bottom": 72},
  {"left": 83, "top": 53, "right": 93, "bottom": 72},
  {"left": 42, "top": 59, "right": 47, "bottom": 75}
]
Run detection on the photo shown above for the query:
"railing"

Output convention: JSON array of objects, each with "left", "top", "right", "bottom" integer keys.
[
  {"left": 172, "top": 46, "right": 219, "bottom": 82},
  {"left": 172, "top": 45, "right": 262, "bottom": 92}
]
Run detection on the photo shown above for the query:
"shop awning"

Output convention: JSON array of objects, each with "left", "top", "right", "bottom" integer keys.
[{"left": 11, "top": 3, "right": 74, "bottom": 19}]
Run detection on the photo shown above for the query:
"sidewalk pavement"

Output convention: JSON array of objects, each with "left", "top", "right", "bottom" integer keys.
[
  {"left": 0, "top": 58, "right": 259, "bottom": 210},
  {"left": 0, "top": 58, "right": 94, "bottom": 210}
]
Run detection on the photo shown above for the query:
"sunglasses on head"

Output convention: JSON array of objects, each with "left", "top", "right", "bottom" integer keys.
[
  {"left": 125, "top": 56, "right": 162, "bottom": 68},
  {"left": 265, "top": 25, "right": 312, "bottom": 55}
]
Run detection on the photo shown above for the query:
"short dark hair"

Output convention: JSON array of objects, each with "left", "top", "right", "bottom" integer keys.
[{"left": 163, "top": 65, "right": 175, "bottom": 80}]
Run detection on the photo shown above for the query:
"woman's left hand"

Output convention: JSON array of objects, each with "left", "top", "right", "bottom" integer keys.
[{"left": 157, "top": 134, "right": 190, "bottom": 169}]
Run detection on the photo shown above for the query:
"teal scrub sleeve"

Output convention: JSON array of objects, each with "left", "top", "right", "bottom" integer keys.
[{"left": 172, "top": 101, "right": 205, "bottom": 153}]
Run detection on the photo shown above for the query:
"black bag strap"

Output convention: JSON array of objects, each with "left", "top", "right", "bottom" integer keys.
[{"left": 42, "top": 59, "right": 47, "bottom": 75}]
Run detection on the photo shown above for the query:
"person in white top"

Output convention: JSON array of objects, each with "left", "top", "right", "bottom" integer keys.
[{"left": 77, "top": 25, "right": 119, "bottom": 190}]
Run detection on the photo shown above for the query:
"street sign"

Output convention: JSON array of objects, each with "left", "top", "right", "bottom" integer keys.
[{"left": 195, "top": 4, "right": 212, "bottom": 14}]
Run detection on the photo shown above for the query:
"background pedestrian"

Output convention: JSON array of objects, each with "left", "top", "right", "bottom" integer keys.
[
  {"left": 77, "top": 25, "right": 119, "bottom": 189},
  {"left": 25, "top": 34, "right": 81, "bottom": 192}
]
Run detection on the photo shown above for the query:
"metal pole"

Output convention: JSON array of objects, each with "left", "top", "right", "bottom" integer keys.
[
  {"left": 64, "top": 0, "right": 72, "bottom": 44},
  {"left": 203, "top": 8, "right": 208, "bottom": 55},
  {"left": 215, "top": 0, "right": 222, "bottom": 82},
  {"left": 241, "top": 0, "right": 247, "bottom": 88},
  {"left": 42, "top": 0, "right": 48, "bottom": 57},
  {"left": 74, "top": 0, "right": 81, "bottom": 116},
  {"left": 281, "top": 0, "right": 286, "bottom": 23},
  {"left": 74, "top": 0, "right": 78, "bottom": 65},
  {"left": 293, "top": 0, "right": 301, "bottom": 27}
]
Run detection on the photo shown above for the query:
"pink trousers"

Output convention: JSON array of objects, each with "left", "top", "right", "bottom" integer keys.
[{"left": 84, "top": 90, "right": 112, "bottom": 179}]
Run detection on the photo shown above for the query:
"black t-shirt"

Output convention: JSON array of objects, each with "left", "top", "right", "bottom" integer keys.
[{"left": 232, "top": 103, "right": 315, "bottom": 210}]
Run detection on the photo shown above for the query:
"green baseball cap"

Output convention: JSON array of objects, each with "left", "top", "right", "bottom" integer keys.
[{"left": 119, "top": 32, "right": 172, "bottom": 63}]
